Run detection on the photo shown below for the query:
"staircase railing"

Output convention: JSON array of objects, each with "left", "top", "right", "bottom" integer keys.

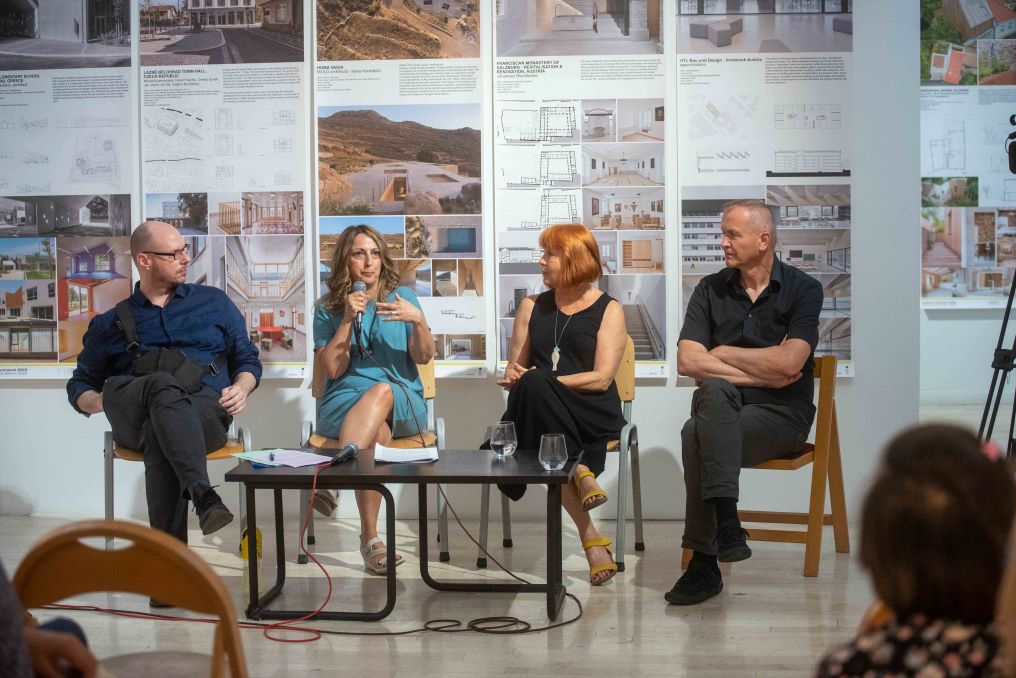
[{"left": 635, "top": 295, "right": 664, "bottom": 360}]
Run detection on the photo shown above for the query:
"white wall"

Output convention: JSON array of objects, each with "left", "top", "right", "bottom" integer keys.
[{"left": 1, "top": 3, "right": 921, "bottom": 531}]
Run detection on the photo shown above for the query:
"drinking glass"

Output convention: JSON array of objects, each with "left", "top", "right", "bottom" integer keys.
[
  {"left": 490, "top": 421, "right": 517, "bottom": 458},
  {"left": 538, "top": 433, "right": 567, "bottom": 471}
]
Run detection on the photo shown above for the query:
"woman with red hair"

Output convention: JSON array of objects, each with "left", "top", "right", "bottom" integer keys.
[{"left": 496, "top": 223, "right": 627, "bottom": 586}]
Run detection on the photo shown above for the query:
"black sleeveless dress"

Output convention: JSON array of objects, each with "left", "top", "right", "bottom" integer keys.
[{"left": 496, "top": 290, "right": 626, "bottom": 501}]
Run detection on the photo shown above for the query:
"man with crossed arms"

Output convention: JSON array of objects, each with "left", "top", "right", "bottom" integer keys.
[{"left": 667, "top": 199, "right": 823, "bottom": 605}]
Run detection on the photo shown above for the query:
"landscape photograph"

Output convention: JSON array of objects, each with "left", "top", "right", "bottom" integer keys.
[
  {"left": 318, "top": 104, "right": 482, "bottom": 217},
  {"left": 317, "top": 0, "right": 479, "bottom": 61}
]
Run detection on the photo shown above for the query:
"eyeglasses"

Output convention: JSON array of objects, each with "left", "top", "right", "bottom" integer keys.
[{"left": 143, "top": 245, "right": 190, "bottom": 261}]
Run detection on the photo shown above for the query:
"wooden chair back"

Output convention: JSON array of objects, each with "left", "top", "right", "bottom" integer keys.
[
  {"left": 14, "top": 519, "right": 248, "bottom": 677},
  {"left": 615, "top": 335, "right": 635, "bottom": 402}
]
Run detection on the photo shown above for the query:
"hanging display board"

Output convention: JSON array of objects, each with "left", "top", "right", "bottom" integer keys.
[{"left": 676, "top": 0, "right": 854, "bottom": 377}]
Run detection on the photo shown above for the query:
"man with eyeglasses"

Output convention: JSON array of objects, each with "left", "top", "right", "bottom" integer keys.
[{"left": 67, "top": 221, "right": 261, "bottom": 572}]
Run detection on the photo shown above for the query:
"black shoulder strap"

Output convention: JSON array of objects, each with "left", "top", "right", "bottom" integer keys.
[{"left": 114, "top": 300, "right": 143, "bottom": 358}]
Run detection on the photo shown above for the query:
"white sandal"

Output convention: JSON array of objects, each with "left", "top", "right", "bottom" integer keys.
[{"left": 360, "top": 536, "right": 404, "bottom": 575}]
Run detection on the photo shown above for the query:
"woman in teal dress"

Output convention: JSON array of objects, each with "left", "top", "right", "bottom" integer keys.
[{"left": 313, "top": 224, "right": 435, "bottom": 574}]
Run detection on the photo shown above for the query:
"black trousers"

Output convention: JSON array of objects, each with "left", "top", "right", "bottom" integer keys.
[
  {"left": 681, "top": 379, "right": 811, "bottom": 555},
  {"left": 103, "top": 373, "right": 230, "bottom": 543}
]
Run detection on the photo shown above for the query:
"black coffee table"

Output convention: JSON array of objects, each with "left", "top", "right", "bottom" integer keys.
[{"left": 224, "top": 449, "right": 577, "bottom": 622}]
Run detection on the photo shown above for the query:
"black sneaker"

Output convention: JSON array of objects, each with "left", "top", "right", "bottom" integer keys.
[
  {"left": 193, "top": 486, "right": 234, "bottom": 535},
  {"left": 665, "top": 560, "right": 723, "bottom": 605},
  {"left": 716, "top": 519, "right": 752, "bottom": 563}
]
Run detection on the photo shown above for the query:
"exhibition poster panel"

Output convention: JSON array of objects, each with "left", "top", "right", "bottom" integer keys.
[
  {"left": 493, "top": 2, "right": 668, "bottom": 378},
  {"left": 140, "top": 0, "right": 311, "bottom": 377},
  {"left": 314, "top": 0, "right": 486, "bottom": 377},
  {"left": 676, "top": 0, "right": 854, "bottom": 376},
  {"left": 920, "top": 0, "right": 1016, "bottom": 310},
  {"left": 0, "top": 0, "right": 135, "bottom": 379}
]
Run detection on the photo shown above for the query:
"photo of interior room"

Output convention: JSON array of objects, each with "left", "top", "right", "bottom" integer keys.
[
  {"left": 457, "top": 259, "right": 483, "bottom": 296},
  {"left": 582, "top": 144, "right": 665, "bottom": 187},
  {"left": 582, "top": 99, "right": 618, "bottom": 142},
  {"left": 433, "top": 260, "right": 458, "bottom": 297},
  {"left": 677, "top": 0, "right": 852, "bottom": 53},
  {"left": 816, "top": 317, "right": 851, "bottom": 360},
  {"left": 922, "top": 207, "right": 966, "bottom": 298},
  {"left": 184, "top": 236, "right": 227, "bottom": 292},
  {"left": 584, "top": 187, "right": 664, "bottom": 230},
  {"left": 767, "top": 184, "right": 851, "bottom": 229},
  {"left": 406, "top": 215, "right": 482, "bottom": 259},
  {"left": 814, "top": 273, "right": 851, "bottom": 317},
  {"left": 498, "top": 274, "right": 546, "bottom": 320},
  {"left": 776, "top": 229, "right": 851, "bottom": 274},
  {"left": 598, "top": 274, "right": 665, "bottom": 360},
  {"left": 0, "top": 195, "right": 131, "bottom": 238},
  {"left": 56, "top": 237, "right": 131, "bottom": 362},
  {"left": 618, "top": 233, "right": 665, "bottom": 273},
  {"left": 616, "top": 99, "right": 665, "bottom": 141},
  {"left": 241, "top": 191, "right": 304, "bottom": 234},
  {"left": 997, "top": 209, "right": 1016, "bottom": 267},
  {"left": 226, "top": 235, "right": 306, "bottom": 363},
  {"left": 144, "top": 192, "right": 209, "bottom": 235},
  {"left": 594, "top": 231, "right": 619, "bottom": 274},
  {"left": 965, "top": 266, "right": 1013, "bottom": 297},
  {"left": 497, "top": 0, "right": 663, "bottom": 57},
  {"left": 397, "top": 259, "right": 432, "bottom": 298},
  {"left": 440, "top": 333, "right": 486, "bottom": 360},
  {"left": 208, "top": 193, "right": 242, "bottom": 236}
]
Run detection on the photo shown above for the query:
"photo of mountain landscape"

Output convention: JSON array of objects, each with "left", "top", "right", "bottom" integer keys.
[{"left": 318, "top": 104, "right": 482, "bottom": 216}]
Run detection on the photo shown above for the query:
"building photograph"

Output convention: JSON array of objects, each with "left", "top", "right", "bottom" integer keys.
[
  {"left": 921, "top": 176, "right": 978, "bottom": 206},
  {"left": 497, "top": 0, "right": 663, "bottom": 57},
  {"left": 317, "top": 0, "right": 478, "bottom": 61},
  {"left": 405, "top": 215, "right": 481, "bottom": 259},
  {"left": 0, "top": 0, "right": 131, "bottom": 70},
  {"left": 55, "top": 237, "right": 130, "bottom": 362},
  {"left": 140, "top": 0, "right": 303, "bottom": 66},
  {"left": 241, "top": 191, "right": 304, "bottom": 235},
  {"left": 0, "top": 195, "right": 131, "bottom": 238},
  {"left": 0, "top": 280, "right": 56, "bottom": 361},
  {"left": 978, "top": 38, "right": 1016, "bottom": 84},
  {"left": 318, "top": 105, "right": 482, "bottom": 217},
  {"left": 226, "top": 235, "right": 306, "bottom": 363},
  {"left": 677, "top": 0, "right": 852, "bottom": 53},
  {"left": 584, "top": 186, "right": 665, "bottom": 230},
  {"left": 582, "top": 144, "right": 665, "bottom": 187},
  {"left": 144, "top": 192, "right": 209, "bottom": 235},
  {"left": 922, "top": 206, "right": 965, "bottom": 298}
]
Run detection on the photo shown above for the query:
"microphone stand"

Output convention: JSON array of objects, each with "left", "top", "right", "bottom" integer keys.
[{"left": 978, "top": 273, "right": 1016, "bottom": 458}]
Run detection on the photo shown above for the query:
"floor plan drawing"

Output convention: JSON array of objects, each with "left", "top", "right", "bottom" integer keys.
[
  {"left": 928, "top": 120, "right": 966, "bottom": 173},
  {"left": 143, "top": 107, "right": 207, "bottom": 191},
  {"left": 67, "top": 133, "right": 119, "bottom": 186},
  {"left": 775, "top": 104, "right": 841, "bottom": 129},
  {"left": 498, "top": 147, "right": 580, "bottom": 189},
  {"left": 498, "top": 101, "right": 580, "bottom": 144},
  {"left": 685, "top": 93, "right": 761, "bottom": 140}
]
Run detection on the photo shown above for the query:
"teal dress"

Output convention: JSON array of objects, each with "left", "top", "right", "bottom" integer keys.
[{"left": 313, "top": 286, "right": 427, "bottom": 439}]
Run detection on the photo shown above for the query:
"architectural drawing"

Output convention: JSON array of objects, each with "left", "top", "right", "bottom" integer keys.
[
  {"left": 143, "top": 107, "right": 206, "bottom": 190},
  {"left": 774, "top": 104, "right": 842, "bottom": 129},
  {"left": 499, "top": 147, "right": 580, "bottom": 189},
  {"left": 928, "top": 120, "right": 966, "bottom": 172},
  {"left": 498, "top": 102, "right": 580, "bottom": 144},
  {"left": 767, "top": 150, "right": 851, "bottom": 177}
]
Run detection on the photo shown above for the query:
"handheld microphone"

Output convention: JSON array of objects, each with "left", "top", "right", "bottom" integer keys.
[
  {"left": 328, "top": 441, "right": 359, "bottom": 466},
  {"left": 352, "top": 280, "right": 367, "bottom": 328}
]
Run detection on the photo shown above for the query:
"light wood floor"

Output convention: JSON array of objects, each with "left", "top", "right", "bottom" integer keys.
[{"left": 2, "top": 514, "right": 872, "bottom": 677}]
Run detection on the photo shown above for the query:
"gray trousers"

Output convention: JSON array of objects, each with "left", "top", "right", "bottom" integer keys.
[
  {"left": 103, "top": 373, "right": 230, "bottom": 543},
  {"left": 681, "top": 379, "right": 811, "bottom": 555}
]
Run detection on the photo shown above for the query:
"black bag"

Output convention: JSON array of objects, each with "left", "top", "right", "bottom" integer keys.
[{"left": 115, "top": 301, "right": 211, "bottom": 394}]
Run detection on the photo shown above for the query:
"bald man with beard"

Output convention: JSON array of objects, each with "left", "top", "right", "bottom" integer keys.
[{"left": 67, "top": 222, "right": 261, "bottom": 574}]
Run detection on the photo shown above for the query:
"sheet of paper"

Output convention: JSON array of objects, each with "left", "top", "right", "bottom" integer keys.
[
  {"left": 373, "top": 443, "right": 439, "bottom": 464},
  {"left": 234, "top": 449, "right": 334, "bottom": 468}
]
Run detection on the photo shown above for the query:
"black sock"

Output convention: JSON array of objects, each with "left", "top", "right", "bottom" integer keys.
[
  {"left": 690, "top": 551, "right": 720, "bottom": 575},
  {"left": 707, "top": 497, "right": 738, "bottom": 526}
]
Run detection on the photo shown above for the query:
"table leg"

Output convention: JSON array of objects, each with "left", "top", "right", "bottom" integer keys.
[
  {"left": 547, "top": 483, "right": 565, "bottom": 620},
  {"left": 251, "top": 483, "right": 396, "bottom": 622},
  {"left": 418, "top": 483, "right": 549, "bottom": 597}
]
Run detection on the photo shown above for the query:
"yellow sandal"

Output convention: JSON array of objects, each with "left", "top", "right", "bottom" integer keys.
[
  {"left": 582, "top": 536, "right": 618, "bottom": 586},
  {"left": 573, "top": 469, "right": 608, "bottom": 511}
]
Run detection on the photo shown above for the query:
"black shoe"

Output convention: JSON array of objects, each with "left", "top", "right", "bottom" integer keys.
[
  {"left": 716, "top": 519, "right": 752, "bottom": 563},
  {"left": 193, "top": 486, "right": 234, "bottom": 536},
  {"left": 149, "top": 598, "right": 175, "bottom": 609},
  {"left": 665, "top": 560, "right": 723, "bottom": 605}
]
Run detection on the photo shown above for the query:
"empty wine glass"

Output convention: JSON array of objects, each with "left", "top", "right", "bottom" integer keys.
[
  {"left": 490, "top": 421, "right": 517, "bottom": 459},
  {"left": 538, "top": 433, "right": 567, "bottom": 471}
]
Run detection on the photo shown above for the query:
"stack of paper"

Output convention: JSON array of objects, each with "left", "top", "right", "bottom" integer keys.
[
  {"left": 234, "top": 449, "right": 334, "bottom": 468},
  {"left": 373, "top": 443, "right": 439, "bottom": 464}
]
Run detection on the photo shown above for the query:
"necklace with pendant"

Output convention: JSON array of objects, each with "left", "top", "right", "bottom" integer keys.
[{"left": 552, "top": 309, "right": 574, "bottom": 372}]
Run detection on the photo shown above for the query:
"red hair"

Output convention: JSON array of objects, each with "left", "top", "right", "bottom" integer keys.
[{"left": 539, "top": 223, "right": 602, "bottom": 288}]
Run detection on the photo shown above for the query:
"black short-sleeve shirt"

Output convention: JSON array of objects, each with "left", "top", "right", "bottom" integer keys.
[{"left": 679, "top": 258, "right": 824, "bottom": 422}]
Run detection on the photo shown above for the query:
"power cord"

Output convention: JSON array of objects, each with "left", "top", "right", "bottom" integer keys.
[{"left": 46, "top": 310, "right": 585, "bottom": 641}]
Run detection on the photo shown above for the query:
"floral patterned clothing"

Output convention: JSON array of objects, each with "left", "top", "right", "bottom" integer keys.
[{"left": 815, "top": 615, "right": 1003, "bottom": 678}]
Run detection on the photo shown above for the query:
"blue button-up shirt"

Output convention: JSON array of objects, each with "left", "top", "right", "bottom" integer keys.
[{"left": 67, "top": 283, "right": 262, "bottom": 414}]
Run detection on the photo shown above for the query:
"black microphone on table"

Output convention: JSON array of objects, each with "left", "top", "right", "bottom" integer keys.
[
  {"left": 352, "top": 280, "right": 367, "bottom": 358},
  {"left": 328, "top": 441, "right": 359, "bottom": 466}
]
